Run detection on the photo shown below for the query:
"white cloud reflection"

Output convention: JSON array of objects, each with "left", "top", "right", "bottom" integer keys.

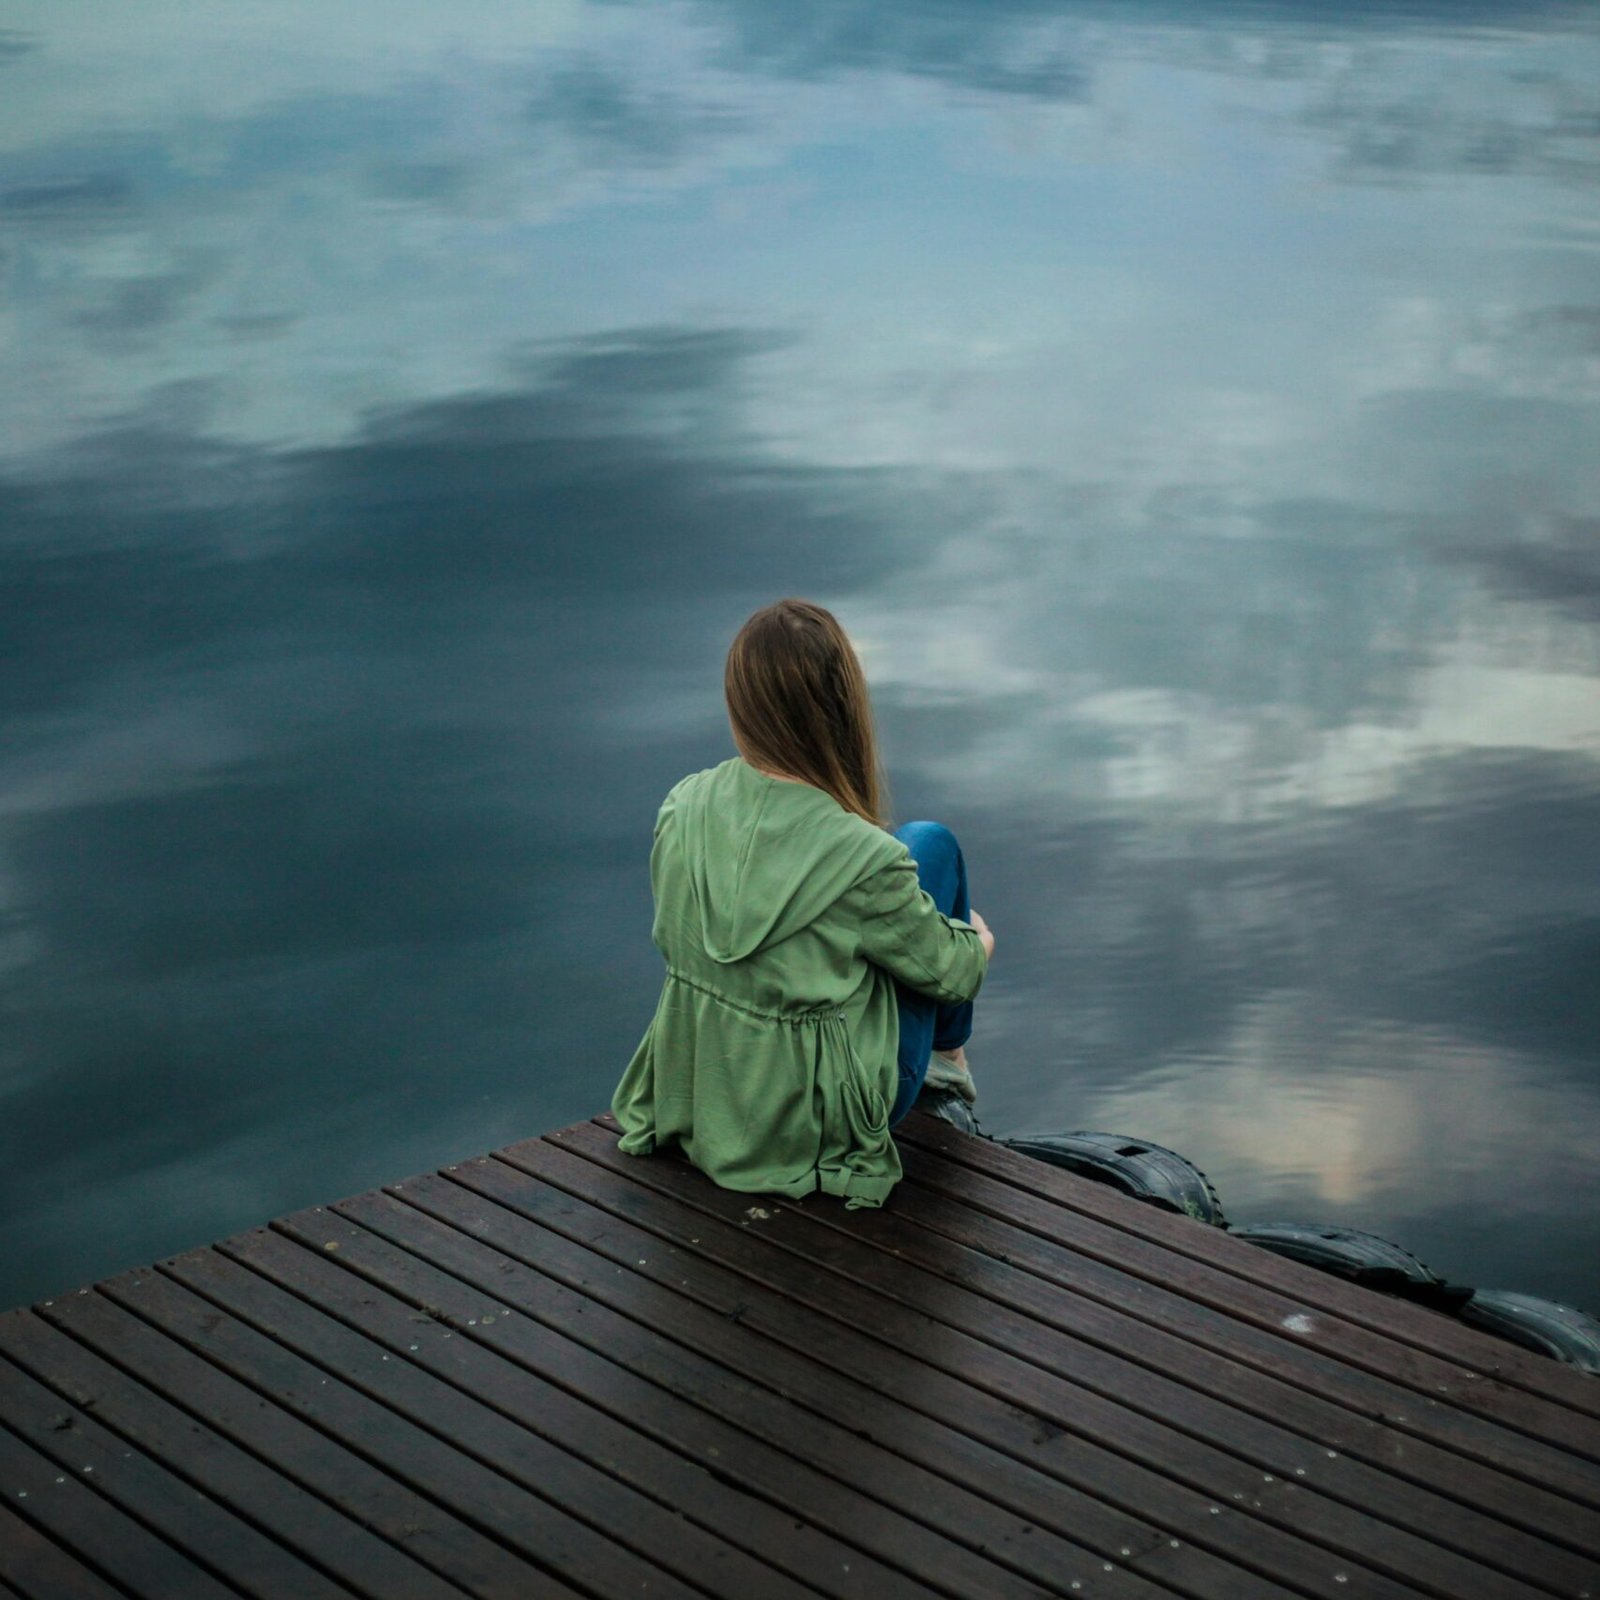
[
  {"left": 2, "top": 0, "right": 1598, "bottom": 1308},
  {"left": 4, "top": 0, "right": 1593, "bottom": 467},
  {"left": 1082, "top": 998, "right": 1598, "bottom": 1221}
]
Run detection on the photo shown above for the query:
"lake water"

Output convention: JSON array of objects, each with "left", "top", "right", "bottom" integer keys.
[{"left": 2, "top": 1, "right": 1597, "bottom": 1316}]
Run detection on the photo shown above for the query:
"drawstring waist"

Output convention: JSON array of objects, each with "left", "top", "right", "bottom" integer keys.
[{"left": 665, "top": 966, "right": 845, "bottom": 1025}]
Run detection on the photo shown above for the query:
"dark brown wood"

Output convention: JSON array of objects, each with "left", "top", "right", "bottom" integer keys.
[
  {"left": 0, "top": 1408, "right": 231, "bottom": 1600},
  {"left": 387, "top": 1154, "right": 1354, "bottom": 1600},
  {"left": 0, "top": 1312, "right": 445, "bottom": 1600},
  {"left": 890, "top": 1139, "right": 1600, "bottom": 1555},
  {"left": 33, "top": 1286, "right": 550, "bottom": 1600},
  {"left": 327, "top": 1182, "right": 1107, "bottom": 1600},
  {"left": 239, "top": 1212, "right": 928, "bottom": 1600},
  {"left": 801, "top": 1149, "right": 1600, "bottom": 1577},
  {"left": 0, "top": 1502, "right": 128, "bottom": 1600},
  {"left": 536, "top": 1121, "right": 1576, "bottom": 1600},
  {"left": 895, "top": 1114, "right": 1600, "bottom": 1423},
  {"left": 787, "top": 1156, "right": 1600, "bottom": 1587},
  {"left": 456, "top": 1136, "right": 1426, "bottom": 1599},
  {"left": 0, "top": 1347, "right": 351, "bottom": 1600},
  {"left": 891, "top": 1120, "right": 1600, "bottom": 1471},
  {"left": 96, "top": 1260, "right": 689, "bottom": 1600},
  {"left": 5, "top": 1111, "right": 1596, "bottom": 1599},
  {"left": 353, "top": 1167, "right": 1258, "bottom": 1600},
  {"left": 203, "top": 1223, "right": 822, "bottom": 1600}
]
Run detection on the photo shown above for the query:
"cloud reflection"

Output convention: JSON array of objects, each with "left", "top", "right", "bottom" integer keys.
[
  {"left": 1, "top": 0, "right": 1597, "bottom": 1311},
  {"left": 1084, "top": 1005, "right": 1598, "bottom": 1288},
  {"left": 0, "top": 323, "right": 973, "bottom": 1302}
]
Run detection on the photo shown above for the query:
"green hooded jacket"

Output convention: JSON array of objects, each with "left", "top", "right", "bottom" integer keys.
[{"left": 611, "top": 757, "right": 988, "bottom": 1208}]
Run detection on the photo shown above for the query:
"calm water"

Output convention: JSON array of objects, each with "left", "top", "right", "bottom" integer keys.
[{"left": 2, "top": 1, "right": 1597, "bottom": 1314}]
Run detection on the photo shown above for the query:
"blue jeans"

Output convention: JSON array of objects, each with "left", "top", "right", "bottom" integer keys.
[{"left": 888, "top": 821, "right": 974, "bottom": 1126}]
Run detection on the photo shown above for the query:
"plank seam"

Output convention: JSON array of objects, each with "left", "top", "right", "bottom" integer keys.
[
  {"left": 893, "top": 1119, "right": 1600, "bottom": 1419},
  {"left": 77, "top": 1274, "right": 550, "bottom": 1600},
  {"left": 0, "top": 1496, "right": 136, "bottom": 1600},
  {"left": 0, "top": 1316, "right": 422, "bottom": 1600},
  {"left": 0, "top": 1366, "right": 275, "bottom": 1600},
  {"left": 0, "top": 1410, "right": 189, "bottom": 1600},
  {"left": 231, "top": 1222, "right": 831, "bottom": 1600},
  {"left": 889, "top": 1132, "right": 1600, "bottom": 1473},
  {"left": 766, "top": 1168, "right": 1598, "bottom": 1590},
  {"left": 527, "top": 1133, "right": 1435, "bottom": 1600},
  {"left": 6, "top": 1309, "right": 395, "bottom": 1600},
  {"left": 136, "top": 1256, "right": 693, "bottom": 1600},
  {"left": 389, "top": 1174, "right": 1064, "bottom": 1600},
  {"left": 882, "top": 1168, "right": 1600, "bottom": 1564}
]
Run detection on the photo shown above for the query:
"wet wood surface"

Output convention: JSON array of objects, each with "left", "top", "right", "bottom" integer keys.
[{"left": 2, "top": 1110, "right": 1597, "bottom": 1599}]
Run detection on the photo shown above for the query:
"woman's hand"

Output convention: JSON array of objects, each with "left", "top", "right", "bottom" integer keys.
[{"left": 969, "top": 909, "right": 995, "bottom": 960}]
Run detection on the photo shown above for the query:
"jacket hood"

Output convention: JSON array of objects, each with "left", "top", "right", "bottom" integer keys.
[{"left": 670, "top": 758, "right": 902, "bottom": 963}]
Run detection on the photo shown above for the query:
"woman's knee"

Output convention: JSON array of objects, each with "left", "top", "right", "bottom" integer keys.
[
  {"left": 893, "top": 819, "right": 960, "bottom": 862},
  {"left": 893, "top": 820, "right": 967, "bottom": 918}
]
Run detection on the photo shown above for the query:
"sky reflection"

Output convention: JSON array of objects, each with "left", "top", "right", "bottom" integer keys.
[{"left": 2, "top": 0, "right": 1597, "bottom": 1311}]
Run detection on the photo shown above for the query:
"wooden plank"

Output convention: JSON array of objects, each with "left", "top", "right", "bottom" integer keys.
[
  {"left": 361, "top": 1163, "right": 1287, "bottom": 1600},
  {"left": 892, "top": 1138, "right": 1599, "bottom": 1558},
  {"left": 0, "top": 1347, "right": 353, "bottom": 1600},
  {"left": 889, "top": 1126, "right": 1600, "bottom": 1472},
  {"left": 196, "top": 1226, "right": 822, "bottom": 1600},
  {"left": 547, "top": 1122, "right": 1569, "bottom": 1600},
  {"left": 0, "top": 1414, "right": 231, "bottom": 1600},
  {"left": 7, "top": 1106, "right": 1591, "bottom": 1600},
  {"left": 0, "top": 1501, "right": 127, "bottom": 1600},
  {"left": 438, "top": 1142, "right": 1427, "bottom": 1600},
  {"left": 787, "top": 1171, "right": 1600, "bottom": 1593},
  {"left": 894, "top": 1114, "right": 1600, "bottom": 1424},
  {"left": 271, "top": 1198, "right": 1060, "bottom": 1600},
  {"left": 322, "top": 1184, "right": 1110, "bottom": 1600},
  {"left": 0, "top": 1311, "right": 443, "bottom": 1600},
  {"left": 827, "top": 1148, "right": 1600, "bottom": 1585},
  {"left": 232, "top": 1216, "right": 903, "bottom": 1600},
  {"left": 890, "top": 1121, "right": 1600, "bottom": 1472},
  {"left": 31, "top": 1285, "right": 566, "bottom": 1600},
  {"left": 95, "top": 1261, "right": 697, "bottom": 1600}
]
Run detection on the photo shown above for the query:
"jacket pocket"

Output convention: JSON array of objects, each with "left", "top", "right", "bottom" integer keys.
[{"left": 839, "top": 1050, "right": 890, "bottom": 1136}]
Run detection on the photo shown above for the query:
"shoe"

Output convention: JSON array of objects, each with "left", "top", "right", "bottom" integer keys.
[{"left": 918, "top": 1087, "right": 983, "bottom": 1136}]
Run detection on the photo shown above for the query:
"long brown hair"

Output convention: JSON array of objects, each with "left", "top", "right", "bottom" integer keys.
[{"left": 725, "top": 598, "right": 888, "bottom": 825}]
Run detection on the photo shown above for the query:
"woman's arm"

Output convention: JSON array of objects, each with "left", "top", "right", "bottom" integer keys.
[{"left": 852, "top": 853, "right": 990, "bottom": 1004}]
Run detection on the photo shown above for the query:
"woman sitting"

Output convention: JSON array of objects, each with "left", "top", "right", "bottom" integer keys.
[{"left": 611, "top": 597, "right": 994, "bottom": 1208}]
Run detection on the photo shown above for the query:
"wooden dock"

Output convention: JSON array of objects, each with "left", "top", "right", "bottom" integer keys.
[{"left": 2, "top": 1110, "right": 1598, "bottom": 1599}]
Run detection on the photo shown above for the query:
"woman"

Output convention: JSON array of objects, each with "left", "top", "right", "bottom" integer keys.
[{"left": 611, "top": 598, "right": 994, "bottom": 1209}]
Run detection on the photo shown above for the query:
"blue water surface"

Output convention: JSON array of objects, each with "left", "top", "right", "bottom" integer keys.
[{"left": 2, "top": 0, "right": 1597, "bottom": 1312}]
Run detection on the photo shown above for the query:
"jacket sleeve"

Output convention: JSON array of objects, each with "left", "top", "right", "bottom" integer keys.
[{"left": 851, "top": 851, "right": 988, "bottom": 1005}]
